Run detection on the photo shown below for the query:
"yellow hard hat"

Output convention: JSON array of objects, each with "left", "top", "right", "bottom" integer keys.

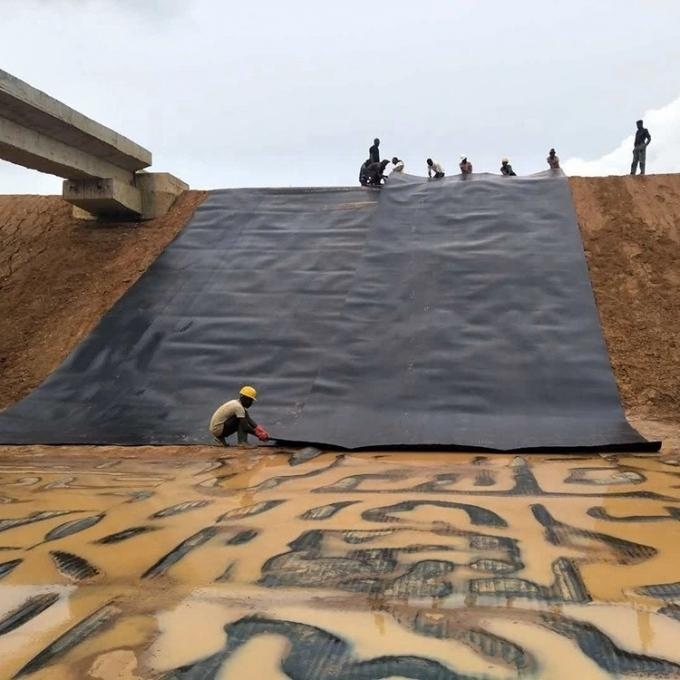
[{"left": 239, "top": 385, "right": 257, "bottom": 401}]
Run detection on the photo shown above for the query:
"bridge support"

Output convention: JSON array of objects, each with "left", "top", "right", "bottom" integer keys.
[{"left": 0, "top": 69, "right": 187, "bottom": 219}]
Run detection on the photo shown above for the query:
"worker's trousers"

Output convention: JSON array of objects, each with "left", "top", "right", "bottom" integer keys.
[
  {"left": 631, "top": 145, "right": 647, "bottom": 175},
  {"left": 217, "top": 415, "right": 248, "bottom": 444}
]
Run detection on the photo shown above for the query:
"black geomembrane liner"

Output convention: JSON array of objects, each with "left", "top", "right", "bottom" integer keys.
[{"left": 0, "top": 173, "right": 657, "bottom": 450}]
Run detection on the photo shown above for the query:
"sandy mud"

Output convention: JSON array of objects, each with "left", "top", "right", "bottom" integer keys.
[{"left": 0, "top": 446, "right": 679, "bottom": 679}]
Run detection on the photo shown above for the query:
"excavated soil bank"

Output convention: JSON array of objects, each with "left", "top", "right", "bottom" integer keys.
[
  {"left": 572, "top": 174, "right": 680, "bottom": 422},
  {"left": 0, "top": 191, "right": 207, "bottom": 409}
]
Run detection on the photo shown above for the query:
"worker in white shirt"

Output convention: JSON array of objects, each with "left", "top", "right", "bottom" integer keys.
[
  {"left": 459, "top": 156, "right": 473, "bottom": 175},
  {"left": 391, "top": 157, "right": 405, "bottom": 173},
  {"left": 426, "top": 158, "right": 445, "bottom": 179}
]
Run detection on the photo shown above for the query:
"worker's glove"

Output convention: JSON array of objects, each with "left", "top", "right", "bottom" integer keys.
[{"left": 254, "top": 425, "right": 270, "bottom": 441}]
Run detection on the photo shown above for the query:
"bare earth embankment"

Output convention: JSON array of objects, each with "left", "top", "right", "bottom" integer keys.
[
  {"left": 571, "top": 174, "right": 680, "bottom": 455},
  {"left": 0, "top": 191, "right": 207, "bottom": 408}
]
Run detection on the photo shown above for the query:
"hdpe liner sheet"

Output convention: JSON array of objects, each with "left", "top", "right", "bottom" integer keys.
[{"left": 0, "top": 174, "right": 656, "bottom": 450}]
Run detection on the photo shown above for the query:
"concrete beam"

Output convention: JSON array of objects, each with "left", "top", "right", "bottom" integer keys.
[
  {"left": 0, "top": 69, "right": 151, "bottom": 172},
  {"left": 0, "top": 69, "right": 188, "bottom": 220},
  {"left": 0, "top": 116, "right": 134, "bottom": 182},
  {"left": 135, "top": 172, "right": 189, "bottom": 219},
  {"left": 64, "top": 173, "right": 188, "bottom": 220},
  {"left": 63, "top": 178, "right": 142, "bottom": 218}
]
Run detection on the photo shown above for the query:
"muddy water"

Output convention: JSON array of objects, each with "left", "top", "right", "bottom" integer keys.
[{"left": 0, "top": 448, "right": 679, "bottom": 679}]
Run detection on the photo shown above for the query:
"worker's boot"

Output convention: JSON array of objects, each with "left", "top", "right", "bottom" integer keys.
[{"left": 213, "top": 435, "right": 228, "bottom": 447}]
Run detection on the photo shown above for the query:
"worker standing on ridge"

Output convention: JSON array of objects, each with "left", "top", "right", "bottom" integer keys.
[
  {"left": 427, "top": 158, "right": 445, "bottom": 179},
  {"left": 209, "top": 386, "right": 269, "bottom": 447},
  {"left": 631, "top": 119, "right": 651, "bottom": 175},
  {"left": 369, "top": 138, "right": 381, "bottom": 163},
  {"left": 500, "top": 158, "right": 517, "bottom": 176},
  {"left": 459, "top": 156, "right": 473, "bottom": 175},
  {"left": 547, "top": 148, "right": 560, "bottom": 169},
  {"left": 391, "top": 156, "right": 405, "bottom": 173}
]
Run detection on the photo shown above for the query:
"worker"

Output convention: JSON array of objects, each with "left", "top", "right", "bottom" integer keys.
[
  {"left": 631, "top": 119, "right": 651, "bottom": 176},
  {"left": 369, "top": 138, "right": 381, "bottom": 164},
  {"left": 209, "top": 386, "right": 269, "bottom": 447},
  {"left": 500, "top": 158, "right": 517, "bottom": 176},
  {"left": 391, "top": 157, "right": 405, "bottom": 173},
  {"left": 547, "top": 148, "right": 560, "bottom": 169},
  {"left": 359, "top": 158, "right": 372, "bottom": 186},
  {"left": 427, "top": 158, "right": 445, "bottom": 179},
  {"left": 367, "top": 159, "right": 390, "bottom": 186},
  {"left": 459, "top": 156, "right": 473, "bottom": 175}
]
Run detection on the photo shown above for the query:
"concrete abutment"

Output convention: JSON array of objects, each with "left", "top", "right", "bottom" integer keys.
[{"left": 0, "top": 68, "right": 187, "bottom": 219}]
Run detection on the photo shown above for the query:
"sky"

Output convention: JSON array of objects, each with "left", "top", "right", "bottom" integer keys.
[{"left": 1, "top": 0, "right": 679, "bottom": 192}]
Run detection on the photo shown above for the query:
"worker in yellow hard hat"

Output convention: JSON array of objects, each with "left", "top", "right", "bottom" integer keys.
[{"left": 209, "top": 386, "right": 269, "bottom": 447}]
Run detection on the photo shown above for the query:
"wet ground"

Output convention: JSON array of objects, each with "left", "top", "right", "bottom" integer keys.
[{"left": 0, "top": 446, "right": 679, "bottom": 679}]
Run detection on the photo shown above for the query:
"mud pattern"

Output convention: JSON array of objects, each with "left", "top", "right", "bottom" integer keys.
[
  {"left": 473, "top": 470, "right": 496, "bottom": 486},
  {"left": 412, "top": 612, "right": 535, "bottom": 673},
  {"left": 216, "top": 500, "right": 284, "bottom": 520},
  {"left": 659, "top": 604, "right": 680, "bottom": 621},
  {"left": 300, "top": 501, "right": 358, "bottom": 520},
  {"left": 362, "top": 500, "right": 507, "bottom": 527},
  {"left": 0, "top": 593, "right": 59, "bottom": 636},
  {"left": 636, "top": 581, "right": 680, "bottom": 599},
  {"left": 225, "top": 529, "right": 258, "bottom": 545},
  {"left": 12, "top": 603, "right": 119, "bottom": 679},
  {"left": 531, "top": 504, "right": 657, "bottom": 563},
  {"left": 94, "top": 525, "right": 159, "bottom": 544},
  {"left": 246, "top": 458, "right": 342, "bottom": 492},
  {"left": 214, "top": 561, "right": 235, "bottom": 582},
  {"left": 565, "top": 467, "right": 645, "bottom": 485},
  {"left": 33, "top": 513, "right": 105, "bottom": 547},
  {"left": 49, "top": 550, "right": 100, "bottom": 580},
  {"left": 162, "top": 615, "right": 477, "bottom": 680},
  {"left": 150, "top": 500, "right": 213, "bottom": 519},
  {"left": 143, "top": 526, "right": 218, "bottom": 578},
  {"left": 471, "top": 557, "right": 590, "bottom": 603},
  {"left": 541, "top": 612, "right": 680, "bottom": 676},
  {"left": 587, "top": 506, "right": 680, "bottom": 522},
  {"left": 259, "top": 528, "right": 518, "bottom": 599},
  {"left": 0, "top": 510, "right": 78, "bottom": 534},
  {"left": 0, "top": 558, "right": 22, "bottom": 579},
  {"left": 289, "top": 446, "right": 323, "bottom": 466}
]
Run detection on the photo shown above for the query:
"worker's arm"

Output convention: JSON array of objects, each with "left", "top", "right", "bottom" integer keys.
[
  {"left": 428, "top": 168, "right": 432, "bottom": 178},
  {"left": 645, "top": 130, "right": 652, "bottom": 145},
  {"left": 238, "top": 415, "right": 257, "bottom": 434},
  {"left": 241, "top": 414, "right": 270, "bottom": 441}
]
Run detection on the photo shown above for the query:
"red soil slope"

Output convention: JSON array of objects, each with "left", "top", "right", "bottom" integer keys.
[
  {"left": 0, "top": 191, "right": 207, "bottom": 408},
  {"left": 572, "top": 175, "right": 680, "bottom": 421}
]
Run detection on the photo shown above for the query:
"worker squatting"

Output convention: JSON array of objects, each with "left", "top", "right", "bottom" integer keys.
[
  {"left": 210, "top": 386, "right": 270, "bottom": 447},
  {"left": 359, "top": 119, "right": 652, "bottom": 186}
]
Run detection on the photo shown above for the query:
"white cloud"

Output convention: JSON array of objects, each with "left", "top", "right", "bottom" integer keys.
[{"left": 563, "top": 95, "right": 680, "bottom": 176}]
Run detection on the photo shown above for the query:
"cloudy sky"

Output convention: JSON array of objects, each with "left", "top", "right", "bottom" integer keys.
[{"left": 1, "top": 0, "right": 679, "bottom": 192}]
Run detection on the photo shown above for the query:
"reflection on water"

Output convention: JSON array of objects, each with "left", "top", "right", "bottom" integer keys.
[{"left": 0, "top": 448, "right": 679, "bottom": 678}]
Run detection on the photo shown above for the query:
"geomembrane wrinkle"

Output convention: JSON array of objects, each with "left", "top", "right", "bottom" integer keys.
[{"left": 0, "top": 176, "right": 656, "bottom": 450}]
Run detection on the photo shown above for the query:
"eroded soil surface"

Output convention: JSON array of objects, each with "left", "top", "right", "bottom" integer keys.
[
  {"left": 1, "top": 445, "right": 680, "bottom": 679},
  {"left": 573, "top": 174, "right": 680, "bottom": 421},
  {"left": 0, "top": 191, "right": 207, "bottom": 409}
]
